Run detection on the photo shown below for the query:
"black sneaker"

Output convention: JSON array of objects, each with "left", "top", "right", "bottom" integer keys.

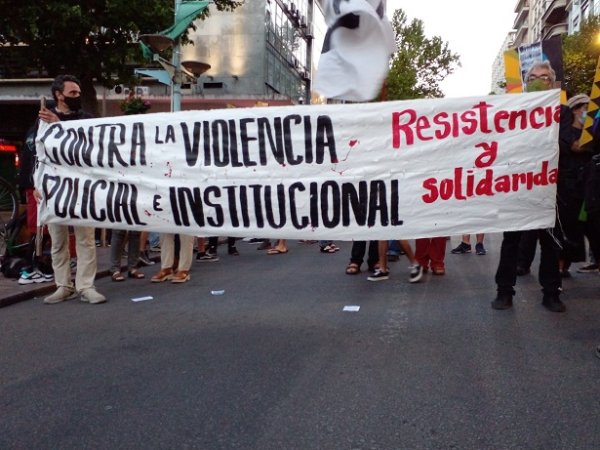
[
  {"left": 475, "top": 243, "right": 486, "bottom": 255},
  {"left": 542, "top": 294, "right": 566, "bottom": 313},
  {"left": 516, "top": 266, "right": 530, "bottom": 276},
  {"left": 137, "top": 251, "right": 155, "bottom": 266},
  {"left": 408, "top": 264, "right": 423, "bottom": 283},
  {"left": 196, "top": 252, "right": 219, "bottom": 262},
  {"left": 451, "top": 242, "right": 471, "bottom": 254},
  {"left": 367, "top": 269, "right": 390, "bottom": 281},
  {"left": 491, "top": 293, "right": 513, "bottom": 310},
  {"left": 228, "top": 246, "right": 239, "bottom": 256},
  {"left": 577, "top": 263, "right": 599, "bottom": 273}
]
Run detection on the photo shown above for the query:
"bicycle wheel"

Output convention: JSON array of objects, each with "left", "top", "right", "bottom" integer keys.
[{"left": 0, "top": 177, "right": 18, "bottom": 256}]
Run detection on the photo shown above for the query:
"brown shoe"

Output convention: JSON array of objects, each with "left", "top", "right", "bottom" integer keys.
[
  {"left": 432, "top": 267, "right": 445, "bottom": 275},
  {"left": 171, "top": 270, "right": 190, "bottom": 283},
  {"left": 151, "top": 268, "right": 173, "bottom": 283}
]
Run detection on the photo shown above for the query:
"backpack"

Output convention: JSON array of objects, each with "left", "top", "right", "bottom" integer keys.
[
  {"left": 0, "top": 255, "right": 29, "bottom": 279},
  {"left": 17, "top": 121, "right": 40, "bottom": 191}
]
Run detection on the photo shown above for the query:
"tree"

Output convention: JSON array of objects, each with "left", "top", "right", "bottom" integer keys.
[
  {"left": 0, "top": 0, "right": 242, "bottom": 113},
  {"left": 562, "top": 15, "right": 600, "bottom": 96},
  {"left": 384, "top": 9, "right": 460, "bottom": 101}
]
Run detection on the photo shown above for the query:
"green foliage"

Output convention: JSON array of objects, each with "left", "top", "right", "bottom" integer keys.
[
  {"left": 562, "top": 15, "right": 600, "bottom": 96},
  {"left": 384, "top": 9, "right": 460, "bottom": 100},
  {"left": 0, "top": 0, "right": 242, "bottom": 112},
  {"left": 120, "top": 93, "right": 151, "bottom": 114}
]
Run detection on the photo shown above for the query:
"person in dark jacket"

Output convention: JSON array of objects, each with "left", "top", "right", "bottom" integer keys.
[
  {"left": 556, "top": 93, "right": 600, "bottom": 276},
  {"left": 37, "top": 74, "right": 107, "bottom": 305}
]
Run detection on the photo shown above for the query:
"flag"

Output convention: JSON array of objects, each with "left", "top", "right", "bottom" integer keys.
[
  {"left": 314, "top": 0, "right": 396, "bottom": 102},
  {"left": 580, "top": 56, "right": 600, "bottom": 152}
]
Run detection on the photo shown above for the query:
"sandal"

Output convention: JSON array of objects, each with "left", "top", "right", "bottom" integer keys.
[
  {"left": 267, "top": 248, "right": 288, "bottom": 255},
  {"left": 345, "top": 263, "right": 360, "bottom": 275},
  {"left": 128, "top": 269, "right": 145, "bottom": 279},
  {"left": 111, "top": 271, "right": 125, "bottom": 282}
]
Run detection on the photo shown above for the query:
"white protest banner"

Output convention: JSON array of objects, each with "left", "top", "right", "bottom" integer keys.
[{"left": 34, "top": 90, "right": 560, "bottom": 240}]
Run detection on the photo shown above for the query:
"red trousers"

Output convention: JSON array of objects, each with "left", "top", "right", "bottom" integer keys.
[{"left": 415, "top": 237, "right": 447, "bottom": 270}]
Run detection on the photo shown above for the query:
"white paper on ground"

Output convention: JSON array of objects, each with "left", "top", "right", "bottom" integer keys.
[
  {"left": 343, "top": 305, "right": 360, "bottom": 312},
  {"left": 131, "top": 296, "right": 154, "bottom": 302}
]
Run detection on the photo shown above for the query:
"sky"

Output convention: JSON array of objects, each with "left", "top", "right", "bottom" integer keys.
[{"left": 387, "top": 1, "right": 517, "bottom": 98}]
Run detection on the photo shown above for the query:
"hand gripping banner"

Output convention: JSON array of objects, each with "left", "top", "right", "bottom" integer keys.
[{"left": 34, "top": 90, "right": 560, "bottom": 240}]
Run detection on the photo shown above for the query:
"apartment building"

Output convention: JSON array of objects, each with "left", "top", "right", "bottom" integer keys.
[
  {"left": 568, "top": 0, "right": 600, "bottom": 33},
  {"left": 495, "top": 0, "right": 599, "bottom": 93},
  {"left": 490, "top": 32, "right": 516, "bottom": 94},
  {"left": 181, "top": 0, "right": 326, "bottom": 104},
  {"left": 512, "top": 0, "right": 594, "bottom": 46}
]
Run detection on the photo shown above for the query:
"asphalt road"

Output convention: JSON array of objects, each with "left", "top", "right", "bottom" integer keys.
[{"left": 2, "top": 235, "right": 600, "bottom": 450}]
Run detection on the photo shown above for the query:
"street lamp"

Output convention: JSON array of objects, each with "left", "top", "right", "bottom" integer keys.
[
  {"left": 136, "top": 0, "right": 211, "bottom": 112},
  {"left": 138, "top": 34, "right": 175, "bottom": 53},
  {"left": 171, "top": 0, "right": 183, "bottom": 112}
]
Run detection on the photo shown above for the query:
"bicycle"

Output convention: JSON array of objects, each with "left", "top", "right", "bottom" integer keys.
[
  {"left": 0, "top": 176, "right": 29, "bottom": 261},
  {"left": 0, "top": 176, "right": 19, "bottom": 254}
]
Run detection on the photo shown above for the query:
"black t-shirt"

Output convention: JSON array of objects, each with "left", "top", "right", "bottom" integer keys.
[
  {"left": 17, "top": 107, "right": 94, "bottom": 190},
  {"left": 52, "top": 107, "right": 94, "bottom": 122}
]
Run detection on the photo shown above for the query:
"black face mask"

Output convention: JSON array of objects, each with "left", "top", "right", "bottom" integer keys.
[{"left": 64, "top": 96, "right": 82, "bottom": 111}]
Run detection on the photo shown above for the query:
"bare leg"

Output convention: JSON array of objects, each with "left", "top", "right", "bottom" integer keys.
[
  {"left": 276, "top": 239, "right": 288, "bottom": 252},
  {"left": 197, "top": 237, "right": 206, "bottom": 253},
  {"left": 399, "top": 240, "right": 418, "bottom": 265},
  {"left": 377, "top": 240, "right": 389, "bottom": 272}
]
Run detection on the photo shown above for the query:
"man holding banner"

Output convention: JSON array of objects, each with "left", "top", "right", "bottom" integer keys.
[
  {"left": 38, "top": 75, "right": 107, "bottom": 305},
  {"left": 492, "top": 61, "right": 564, "bottom": 313}
]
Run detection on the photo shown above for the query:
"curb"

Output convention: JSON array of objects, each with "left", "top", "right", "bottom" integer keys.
[{"left": 0, "top": 256, "right": 160, "bottom": 308}]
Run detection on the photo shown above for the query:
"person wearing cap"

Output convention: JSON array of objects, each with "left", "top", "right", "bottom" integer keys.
[{"left": 558, "top": 93, "right": 600, "bottom": 275}]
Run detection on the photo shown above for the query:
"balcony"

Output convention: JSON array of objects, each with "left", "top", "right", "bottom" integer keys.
[
  {"left": 541, "top": 0, "right": 567, "bottom": 25},
  {"left": 514, "top": 0, "right": 529, "bottom": 12},
  {"left": 514, "top": 6, "right": 530, "bottom": 29},
  {"left": 542, "top": 22, "right": 568, "bottom": 40},
  {"left": 513, "top": 26, "right": 529, "bottom": 47}
]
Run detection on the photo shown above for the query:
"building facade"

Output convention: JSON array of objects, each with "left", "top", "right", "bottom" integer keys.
[
  {"left": 181, "top": 0, "right": 325, "bottom": 104},
  {"left": 513, "top": 0, "right": 531, "bottom": 47},
  {"left": 491, "top": 32, "right": 516, "bottom": 94},
  {"left": 568, "top": 0, "right": 600, "bottom": 33},
  {"left": 513, "top": 0, "right": 600, "bottom": 45},
  {"left": 494, "top": 0, "right": 599, "bottom": 93}
]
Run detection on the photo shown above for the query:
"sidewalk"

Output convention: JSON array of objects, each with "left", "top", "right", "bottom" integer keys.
[{"left": 0, "top": 246, "right": 159, "bottom": 308}]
